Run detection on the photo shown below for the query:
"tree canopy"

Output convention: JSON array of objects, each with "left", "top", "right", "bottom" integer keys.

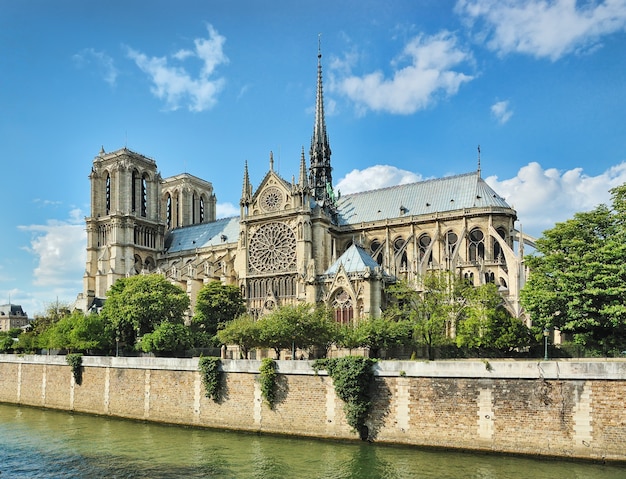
[
  {"left": 521, "top": 184, "right": 626, "bottom": 355},
  {"left": 101, "top": 274, "right": 190, "bottom": 348},
  {"left": 192, "top": 281, "right": 245, "bottom": 340}
]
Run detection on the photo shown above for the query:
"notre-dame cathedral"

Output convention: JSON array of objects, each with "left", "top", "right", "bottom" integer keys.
[{"left": 79, "top": 49, "right": 532, "bottom": 324}]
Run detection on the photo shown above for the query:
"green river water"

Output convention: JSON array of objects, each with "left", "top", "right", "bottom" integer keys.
[{"left": 0, "top": 403, "right": 624, "bottom": 479}]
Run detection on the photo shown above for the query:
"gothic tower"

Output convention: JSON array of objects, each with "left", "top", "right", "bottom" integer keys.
[{"left": 83, "top": 147, "right": 165, "bottom": 303}]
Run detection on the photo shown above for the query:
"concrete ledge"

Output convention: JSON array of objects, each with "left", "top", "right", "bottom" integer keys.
[{"left": 1, "top": 355, "right": 624, "bottom": 380}]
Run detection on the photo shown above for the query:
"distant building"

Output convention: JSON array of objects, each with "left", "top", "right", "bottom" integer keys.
[
  {"left": 79, "top": 48, "right": 534, "bottom": 324},
  {"left": 0, "top": 304, "right": 30, "bottom": 331}
]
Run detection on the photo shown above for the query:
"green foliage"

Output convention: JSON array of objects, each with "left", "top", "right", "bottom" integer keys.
[
  {"left": 352, "top": 317, "right": 413, "bottom": 358},
  {"left": 256, "top": 304, "right": 309, "bottom": 357},
  {"left": 139, "top": 322, "right": 193, "bottom": 355},
  {"left": 456, "top": 284, "right": 530, "bottom": 354},
  {"left": 66, "top": 353, "right": 83, "bottom": 385},
  {"left": 216, "top": 314, "right": 260, "bottom": 359},
  {"left": 521, "top": 185, "right": 626, "bottom": 355},
  {"left": 0, "top": 329, "right": 21, "bottom": 352},
  {"left": 101, "top": 274, "right": 190, "bottom": 349},
  {"left": 198, "top": 356, "right": 223, "bottom": 401},
  {"left": 312, "top": 357, "right": 376, "bottom": 439},
  {"left": 192, "top": 281, "right": 246, "bottom": 342},
  {"left": 38, "top": 311, "right": 109, "bottom": 353},
  {"left": 412, "top": 272, "right": 465, "bottom": 360},
  {"left": 259, "top": 358, "right": 278, "bottom": 408}
]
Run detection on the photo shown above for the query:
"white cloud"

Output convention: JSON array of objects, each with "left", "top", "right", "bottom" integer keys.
[
  {"left": 335, "top": 165, "right": 423, "bottom": 194},
  {"left": 18, "top": 209, "right": 86, "bottom": 288},
  {"left": 332, "top": 31, "right": 474, "bottom": 114},
  {"left": 456, "top": 0, "right": 626, "bottom": 60},
  {"left": 72, "top": 48, "right": 119, "bottom": 85},
  {"left": 486, "top": 161, "right": 626, "bottom": 236},
  {"left": 127, "top": 24, "right": 228, "bottom": 112},
  {"left": 216, "top": 202, "right": 239, "bottom": 218},
  {"left": 491, "top": 100, "right": 513, "bottom": 123}
]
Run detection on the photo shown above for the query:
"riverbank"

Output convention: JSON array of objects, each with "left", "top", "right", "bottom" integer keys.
[{"left": 1, "top": 355, "right": 624, "bottom": 462}]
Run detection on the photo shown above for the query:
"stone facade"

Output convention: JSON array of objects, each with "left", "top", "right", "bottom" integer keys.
[
  {"left": 78, "top": 50, "right": 533, "bottom": 322},
  {"left": 0, "top": 304, "right": 30, "bottom": 331},
  {"left": 1, "top": 355, "right": 625, "bottom": 462}
]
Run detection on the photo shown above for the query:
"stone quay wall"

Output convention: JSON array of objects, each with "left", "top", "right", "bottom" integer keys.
[{"left": 0, "top": 355, "right": 625, "bottom": 462}]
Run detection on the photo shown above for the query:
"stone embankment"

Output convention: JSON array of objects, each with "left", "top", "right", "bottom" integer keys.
[{"left": 0, "top": 355, "right": 624, "bottom": 462}]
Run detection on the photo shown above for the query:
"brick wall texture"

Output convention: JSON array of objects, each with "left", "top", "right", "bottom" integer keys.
[{"left": 0, "top": 356, "right": 624, "bottom": 462}]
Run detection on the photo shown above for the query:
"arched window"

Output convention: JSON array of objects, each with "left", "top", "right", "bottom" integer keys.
[
  {"left": 141, "top": 174, "right": 148, "bottom": 217},
  {"left": 332, "top": 289, "right": 353, "bottom": 324},
  {"left": 493, "top": 227, "right": 506, "bottom": 262},
  {"left": 200, "top": 196, "right": 205, "bottom": 223},
  {"left": 105, "top": 173, "right": 111, "bottom": 214},
  {"left": 418, "top": 233, "right": 432, "bottom": 264},
  {"left": 166, "top": 194, "right": 172, "bottom": 229},
  {"left": 394, "top": 236, "right": 407, "bottom": 270},
  {"left": 370, "top": 239, "right": 383, "bottom": 266},
  {"left": 446, "top": 231, "right": 458, "bottom": 257},
  {"left": 469, "top": 228, "right": 485, "bottom": 261},
  {"left": 131, "top": 170, "right": 138, "bottom": 213}
]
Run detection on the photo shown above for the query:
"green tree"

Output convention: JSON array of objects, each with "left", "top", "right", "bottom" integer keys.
[
  {"left": 139, "top": 322, "right": 193, "bottom": 355},
  {"left": 37, "top": 311, "right": 109, "bottom": 353},
  {"left": 216, "top": 314, "right": 260, "bottom": 359},
  {"left": 413, "top": 271, "right": 466, "bottom": 360},
  {"left": 192, "top": 281, "right": 245, "bottom": 341},
  {"left": 298, "top": 305, "right": 339, "bottom": 358},
  {"left": 521, "top": 185, "right": 626, "bottom": 355},
  {"left": 257, "top": 304, "right": 310, "bottom": 357},
  {"left": 101, "top": 274, "right": 190, "bottom": 350},
  {"left": 457, "top": 283, "right": 529, "bottom": 354},
  {"left": 355, "top": 317, "right": 412, "bottom": 358}
]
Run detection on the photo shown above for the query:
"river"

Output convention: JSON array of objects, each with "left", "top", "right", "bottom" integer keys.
[{"left": 0, "top": 403, "right": 624, "bottom": 479}]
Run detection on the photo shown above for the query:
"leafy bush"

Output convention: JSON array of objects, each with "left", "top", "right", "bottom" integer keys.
[
  {"left": 198, "top": 356, "right": 223, "bottom": 401},
  {"left": 259, "top": 358, "right": 278, "bottom": 408},
  {"left": 66, "top": 353, "right": 83, "bottom": 385},
  {"left": 313, "top": 356, "right": 376, "bottom": 439}
]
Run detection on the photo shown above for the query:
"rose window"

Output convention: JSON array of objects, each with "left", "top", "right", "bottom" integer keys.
[
  {"left": 249, "top": 222, "right": 297, "bottom": 273},
  {"left": 260, "top": 187, "right": 283, "bottom": 212}
]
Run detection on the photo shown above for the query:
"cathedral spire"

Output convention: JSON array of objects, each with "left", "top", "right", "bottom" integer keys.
[
  {"left": 299, "top": 146, "right": 308, "bottom": 188},
  {"left": 241, "top": 160, "right": 251, "bottom": 205},
  {"left": 309, "top": 35, "right": 333, "bottom": 205}
]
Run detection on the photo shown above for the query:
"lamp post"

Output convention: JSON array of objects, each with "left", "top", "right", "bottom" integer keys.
[{"left": 543, "top": 327, "right": 550, "bottom": 361}]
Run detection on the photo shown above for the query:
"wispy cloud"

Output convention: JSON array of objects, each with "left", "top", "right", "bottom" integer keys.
[
  {"left": 335, "top": 165, "right": 423, "bottom": 194},
  {"left": 332, "top": 31, "right": 474, "bottom": 114},
  {"left": 491, "top": 99, "right": 513, "bottom": 124},
  {"left": 127, "top": 24, "right": 229, "bottom": 112},
  {"left": 18, "top": 209, "right": 86, "bottom": 288},
  {"left": 72, "top": 48, "right": 119, "bottom": 85},
  {"left": 456, "top": 0, "right": 626, "bottom": 60}
]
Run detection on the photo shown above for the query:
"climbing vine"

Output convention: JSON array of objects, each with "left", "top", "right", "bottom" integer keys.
[
  {"left": 313, "top": 356, "right": 376, "bottom": 440},
  {"left": 66, "top": 353, "right": 83, "bottom": 386},
  {"left": 259, "top": 358, "right": 278, "bottom": 408},
  {"left": 198, "top": 356, "right": 223, "bottom": 401}
]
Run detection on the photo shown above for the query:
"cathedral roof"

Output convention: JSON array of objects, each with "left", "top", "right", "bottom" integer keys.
[
  {"left": 325, "top": 244, "right": 379, "bottom": 275},
  {"left": 165, "top": 216, "right": 240, "bottom": 253},
  {"left": 335, "top": 171, "right": 513, "bottom": 226}
]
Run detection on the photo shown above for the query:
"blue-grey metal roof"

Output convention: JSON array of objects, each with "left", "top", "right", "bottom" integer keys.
[
  {"left": 325, "top": 244, "right": 379, "bottom": 275},
  {"left": 336, "top": 172, "right": 512, "bottom": 226},
  {"left": 165, "top": 216, "right": 240, "bottom": 253}
]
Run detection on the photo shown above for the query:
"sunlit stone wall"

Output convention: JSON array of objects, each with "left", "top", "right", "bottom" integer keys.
[{"left": 0, "top": 355, "right": 624, "bottom": 462}]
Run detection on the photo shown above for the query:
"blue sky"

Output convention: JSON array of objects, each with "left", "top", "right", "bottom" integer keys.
[{"left": 2, "top": 0, "right": 626, "bottom": 316}]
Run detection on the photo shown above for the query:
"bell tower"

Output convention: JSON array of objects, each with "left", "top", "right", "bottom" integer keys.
[{"left": 84, "top": 147, "right": 165, "bottom": 303}]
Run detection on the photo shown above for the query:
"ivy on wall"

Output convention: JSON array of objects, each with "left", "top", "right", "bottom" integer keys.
[
  {"left": 259, "top": 358, "right": 278, "bottom": 408},
  {"left": 66, "top": 353, "right": 83, "bottom": 386},
  {"left": 198, "top": 356, "right": 223, "bottom": 401},
  {"left": 313, "top": 357, "right": 376, "bottom": 440}
]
